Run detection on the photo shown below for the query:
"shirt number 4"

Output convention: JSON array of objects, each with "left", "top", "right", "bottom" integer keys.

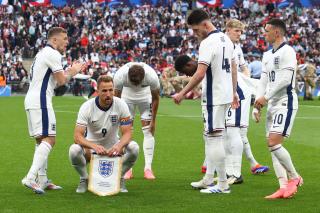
[{"left": 222, "top": 47, "right": 230, "bottom": 73}]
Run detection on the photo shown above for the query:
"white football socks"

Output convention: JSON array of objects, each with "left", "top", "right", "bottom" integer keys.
[
  {"left": 202, "top": 135, "right": 207, "bottom": 167},
  {"left": 225, "top": 129, "right": 233, "bottom": 176},
  {"left": 270, "top": 151, "right": 288, "bottom": 188},
  {"left": 270, "top": 144, "right": 299, "bottom": 180},
  {"left": 27, "top": 141, "right": 52, "bottom": 180},
  {"left": 226, "top": 127, "right": 243, "bottom": 177},
  {"left": 142, "top": 126, "right": 155, "bottom": 171},
  {"left": 35, "top": 144, "right": 49, "bottom": 183},
  {"left": 205, "top": 134, "right": 228, "bottom": 189},
  {"left": 241, "top": 128, "right": 258, "bottom": 167},
  {"left": 204, "top": 135, "right": 214, "bottom": 178}
]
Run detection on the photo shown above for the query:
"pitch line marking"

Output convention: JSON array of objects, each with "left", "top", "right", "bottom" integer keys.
[{"left": 55, "top": 110, "right": 320, "bottom": 120}]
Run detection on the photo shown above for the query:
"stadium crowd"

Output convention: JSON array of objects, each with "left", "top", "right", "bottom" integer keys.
[{"left": 0, "top": 0, "right": 319, "bottom": 87}]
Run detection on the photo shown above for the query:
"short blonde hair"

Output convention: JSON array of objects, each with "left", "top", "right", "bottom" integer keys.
[
  {"left": 48, "top": 27, "right": 67, "bottom": 39},
  {"left": 226, "top": 19, "right": 245, "bottom": 30}
]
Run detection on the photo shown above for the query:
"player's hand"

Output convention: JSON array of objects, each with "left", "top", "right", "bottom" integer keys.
[
  {"left": 70, "top": 61, "right": 86, "bottom": 76},
  {"left": 252, "top": 108, "right": 261, "bottom": 123},
  {"left": 92, "top": 144, "right": 108, "bottom": 155},
  {"left": 231, "top": 93, "right": 240, "bottom": 109},
  {"left": 254, "top": 96, "right": 267, "bottom": 109},
  {"left": 172, "top": 92, "right": 184, "bottom": 105},
  {"left": 107, "top": 144, "right": 123, "bottom": 157}
]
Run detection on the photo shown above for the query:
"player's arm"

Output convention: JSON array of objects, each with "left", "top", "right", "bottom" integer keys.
[
  {"left": 173, "top": 40, "right": 211, "bottom": 104},
  {"left": 150, "top": 88, "right": 160, "bottom": 135},
  {"left": 173, "top": 63, "right": 206, "bottom": 105},
  {"left": 252, "top": 70, "right": 267, "bottom": 122},
  {"left": 73, "top": 125, "right": 108, "bottom": 155},
  {"left": 146, "top": 68, "right": 161, "bottom": 134},
  {"left": 263, "top": 52, "right": 296, "bottom": 101},
  {"left": 263, "top": 50, "right": 296, "bottom": 103},
  {"left": 231, "top": 59, "right": 238, "bottom": 93},
  {"left": 107, "top": 117, "right": 132, "bottom": 157},
  {"left": 180, "top": 63, "right": 207, "bottom": 96},
  {"left": 254, "top": 69, "right": 268, "bottom": 109},
  {"left": 240, "top": 65, "right": 250, "bottom": 77},
  {"left": 185, "top": 40, "right": 213, "bottom": 91},
  {"left": 113, "top": 71, "right": 123, "bottom": 98},
  {"left": 264, "top": 69, "right": 293, "bottom": 100},
  {"left": 182, "top": 39, "right": 211, "bottom": 94},
  {"left": 53, "top": 61, "right": 86, "bottom": 86},
  {"left": 239, "top": 49, "right": 250, "bottom": 77},
  {"left": 231, "top": 59, "right": 240, "bottom": 109}
]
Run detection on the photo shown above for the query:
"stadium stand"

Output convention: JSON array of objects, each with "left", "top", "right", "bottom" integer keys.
[{"left": 0, "top": 0, "right": 319, "bottom": 96}]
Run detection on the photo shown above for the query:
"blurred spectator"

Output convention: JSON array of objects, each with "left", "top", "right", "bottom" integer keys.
[
  {"left": 248, "top": 53, "right": 263, "bottom": 79},
  {"left": 72, "top": 79, "right": 84, "bottom": 96},
  {"left": 0, "top": 1, "right": 318, "bottom": 88},
  {"left": 0, "top": 70, "right": 6, "bottom": 87},
  {"left": 88, "top": 71, "right": 99, "bottom": 98},
  {"left": 297, "top": 62, "right": 318, "bottom": 100},
  {"left": 160, "top": 67, "right": 176, "bottom": 97}
]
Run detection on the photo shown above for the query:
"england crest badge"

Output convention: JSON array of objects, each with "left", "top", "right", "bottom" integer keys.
[
  {"left": 98, "top": 160, "right": 114, "bottom": 178},
  {"left": 110, "top": 115, "right": 118, "bottom": 126},
  {"left": 274, "top": 56, "right": 280, "bottom": 69}
]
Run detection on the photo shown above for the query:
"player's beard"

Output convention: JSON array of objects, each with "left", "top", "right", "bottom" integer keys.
[
  {"left": 57, "top": 44, "right": 66, "bottom": 55},
  {"left": 197, "top": 30, "right": 209, "bottom": 42},
  {"left": 105, "top": 97, "right": 113, "bottom": 106},
  {"left": 57, "top": 47, "right": 65, "bottom": 55}
]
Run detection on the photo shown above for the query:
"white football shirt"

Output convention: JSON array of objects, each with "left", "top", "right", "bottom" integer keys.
[
  {"left": 24, "top": 45, "right": 63, "bottom": 110},
  {"left": 233, "top": 43, "right": 247, "bottom": 72},
  {"left": 113, "top": 62, "right": 160, "bottom": 103},
  {"left": 232, "top": 43, "right": 255, "bottom": 100},
  {"left": 76, "top": 97, "right": 131, "bottom": 149},
  {"left": 261, "top": 43, "right": 298, "bottom": 109},
  {"left": 198, "top": 30, "right": 234, "bottom": 106}
]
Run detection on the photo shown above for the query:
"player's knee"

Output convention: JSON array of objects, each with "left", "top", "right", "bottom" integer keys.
[
  {"left": 69, "top": 144, "right": 83, "bottom": 159},
  {"left": 127, "top": 141, "right": 140, "bottom": 158},
  {"left": 141, "top": 119, "right": 150, "bottom": 127},
  {"left": 268, "top": 144, "right": 282, "bottom": 152},
  {"left": 240, "top": 128, "right": 248, "bottom": 137},
  {"left": 268, "top": 134, "right": 284, "bottom": 147},
  {"left": 41, "top": 137, "right": 56, "bottom": 147}
]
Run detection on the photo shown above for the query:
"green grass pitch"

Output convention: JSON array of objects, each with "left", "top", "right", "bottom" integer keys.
[{"left": 0, "top": 96, "right": 319, "bottom": 213}]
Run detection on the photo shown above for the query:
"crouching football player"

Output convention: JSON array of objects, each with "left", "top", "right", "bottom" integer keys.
[{"left": 69, "top": 75, "right": 139, "bottom": 193}]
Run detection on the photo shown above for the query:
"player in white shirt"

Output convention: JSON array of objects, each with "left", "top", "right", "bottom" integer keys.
[
  {"left": 69, "top": 75, "right": 139, "bottom": 193},
  {"left": 113, "top": 62, "right": 160, "bottom": 180},
  {"left": 200, "top": 19, "right": 269, "bottom": 181},
  {"left": 173, "top": 9, "right": 239, "bottom": 194},
  {"left": 224, "top": 19, "right": 269, "bottom": 185},
  {"left": 175, "top": 54, "right": 268, "bottom": 184},
  {"left": 253, "top": 19, "right": 302, "bottom": 199},
  {"left": 22, "top": 27, "right": 86, "bottom": 194}
]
